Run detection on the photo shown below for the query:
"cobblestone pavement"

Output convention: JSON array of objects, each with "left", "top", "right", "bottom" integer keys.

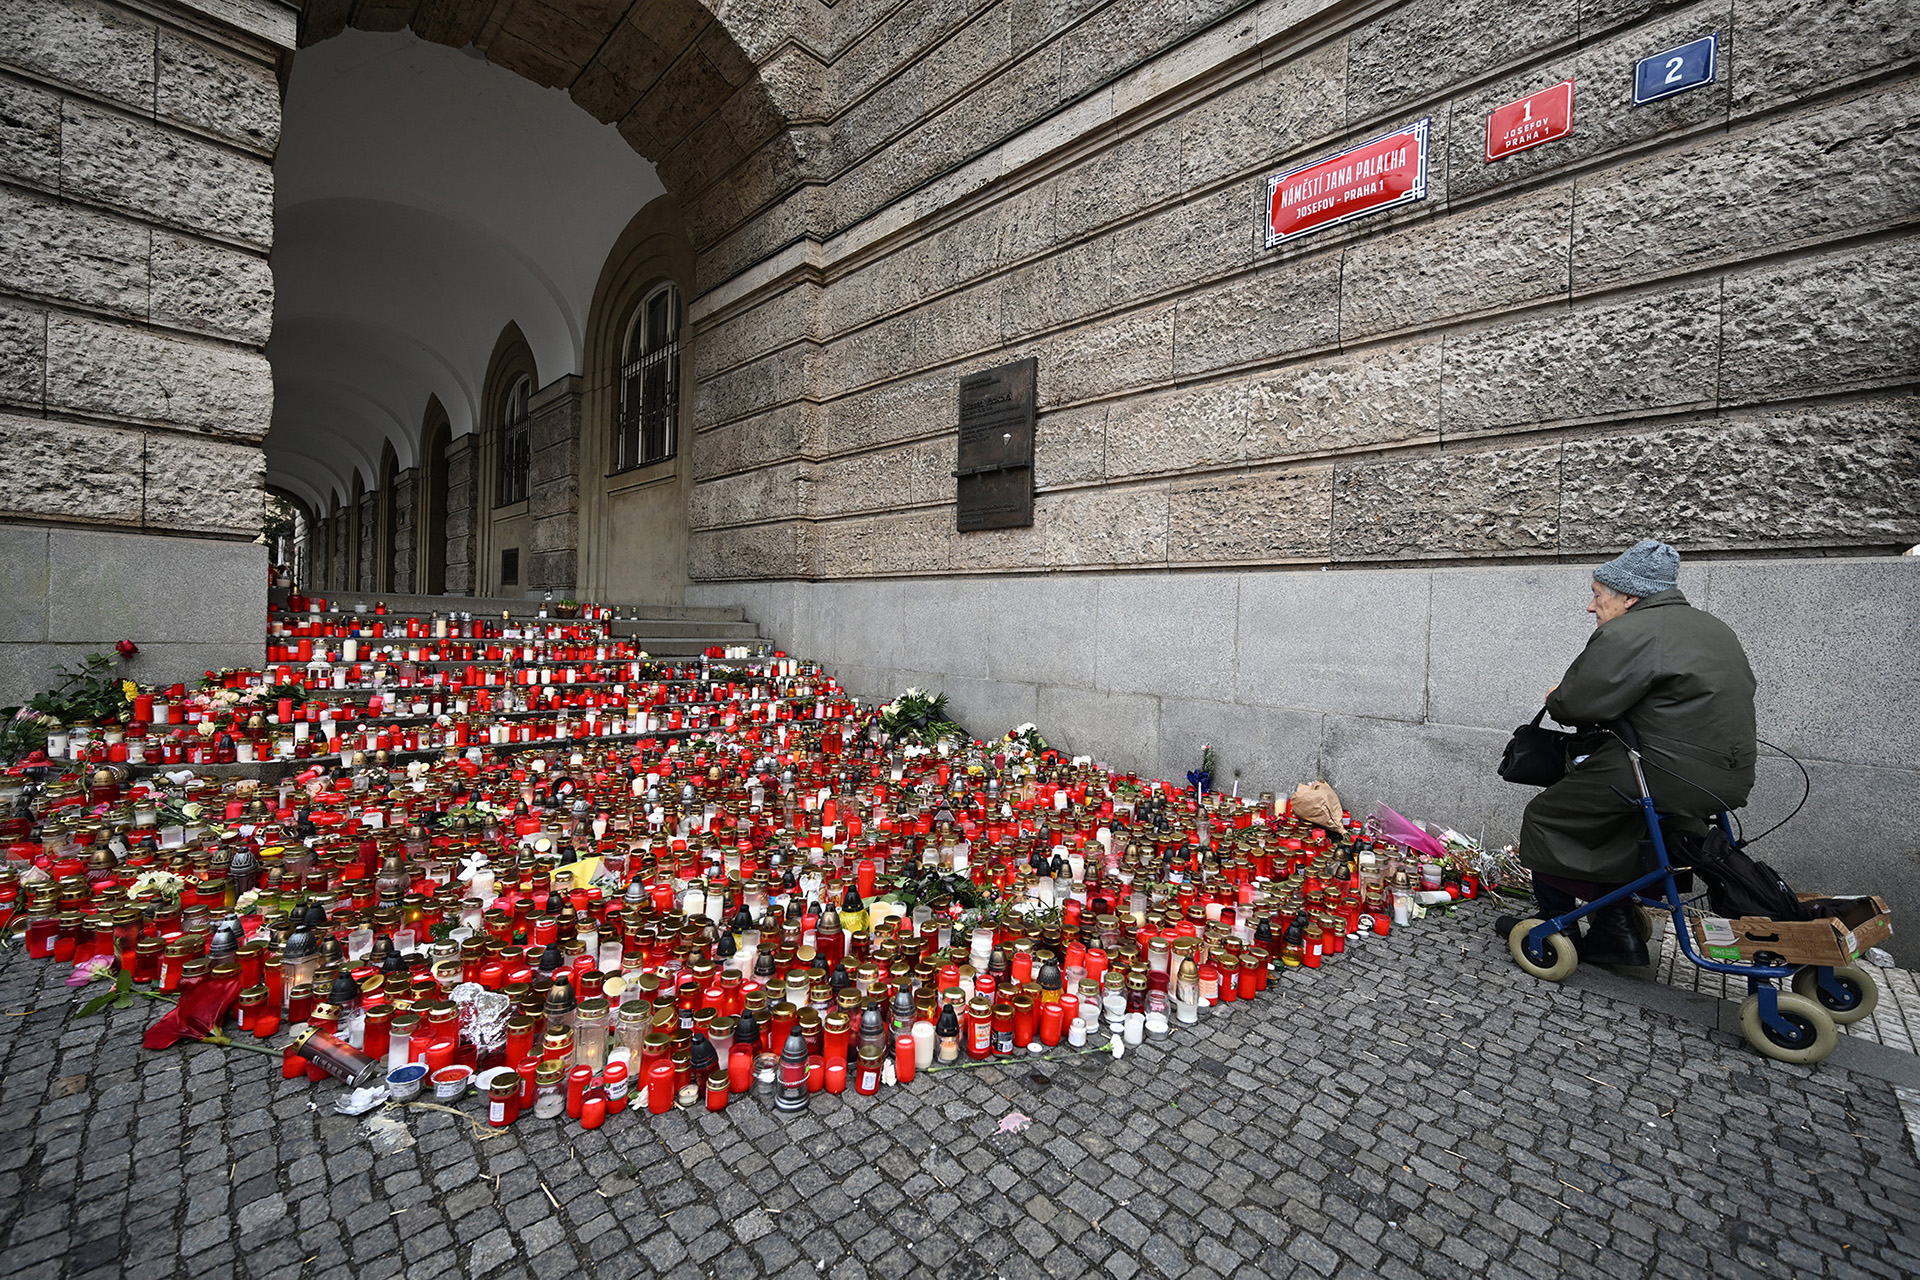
[{"left": 3, "top": 901, "right": 1918, "bottom": 1280}]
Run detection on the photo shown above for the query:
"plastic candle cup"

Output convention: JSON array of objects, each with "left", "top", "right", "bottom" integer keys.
[
  {"left": 646, "top": 1059, "right": 674, "bottom": 1114},
  {"left": 894, "top": 1032, "right": 917, "bottom": 1084}
]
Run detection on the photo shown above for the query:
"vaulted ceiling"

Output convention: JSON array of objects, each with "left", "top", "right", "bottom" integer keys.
[{"left": 267, "top": 29, "right": 664, "bottom": 514}]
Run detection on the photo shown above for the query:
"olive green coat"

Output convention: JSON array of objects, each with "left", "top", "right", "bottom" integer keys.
[{"left": 1519, "top": 589, "right": 1758, "bottom": 885}]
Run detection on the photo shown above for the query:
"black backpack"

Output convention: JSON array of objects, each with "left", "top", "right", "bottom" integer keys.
[{"left": 1678, "top": 828, "right": 1809, "bottom": 921}]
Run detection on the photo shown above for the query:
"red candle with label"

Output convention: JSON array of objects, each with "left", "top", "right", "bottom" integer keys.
[
  {"left": 488, "top": 1077, "right": 520, "bottom": 1128},
  {"left": 603, "top": 1060, "right": 629, "bottom": 1114}
]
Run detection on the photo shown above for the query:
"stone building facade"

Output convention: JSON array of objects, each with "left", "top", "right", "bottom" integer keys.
[{"left": 1, "top": 0, "right": 1915, "bottom": 923}]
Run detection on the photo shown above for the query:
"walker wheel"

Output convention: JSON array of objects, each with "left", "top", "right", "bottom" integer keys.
[
  {"left": 1508, "top": 918, "right": 1578, "bottom": 982},
  {"left": 1739, "top": 992, "right": 1838, "bottom": 1064},
  {"left": 1632, "top": 905, "right": 1656, "bottom": 943},
  {"left": 1790, "top": 964, "right": 1880, "bottom": 1026}
]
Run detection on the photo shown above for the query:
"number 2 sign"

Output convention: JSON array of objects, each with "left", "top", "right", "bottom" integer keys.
[{"left": 1634, "top": 33, "right": 1717, "bottom": 104}]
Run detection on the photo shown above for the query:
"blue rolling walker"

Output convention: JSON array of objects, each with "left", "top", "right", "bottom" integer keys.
[{"left": 1504, "top": 731, "right": 1878, "bottom": 1064}]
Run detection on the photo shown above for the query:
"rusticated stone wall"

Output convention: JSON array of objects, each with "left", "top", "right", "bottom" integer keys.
[
  {"left": 684, "top": 0, "right": 1920, "bottom": 580},
  {"left": 390, "top": 468, "right": 416, "bottom": 593},
  {"left": 0, "top": 0, "right": 282, "bottom": 539},
  {"left": 328, "top": 510, "right": 348, "bottom": 591},
  {"left": 0, "top": 0, "right": 281, "bottom": 702},
  {"left": 527, "top": 378, "right": 582, "bottom": 594}
]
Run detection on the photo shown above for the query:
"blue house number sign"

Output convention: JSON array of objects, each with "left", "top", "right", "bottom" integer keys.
[{"left": 1634, "top": 34, "right": 1718, "bottom": 104}]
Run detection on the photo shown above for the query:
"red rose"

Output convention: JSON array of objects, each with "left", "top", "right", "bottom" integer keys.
[{"left": 116, "top": 640, "right": 139, "bottom": 657}]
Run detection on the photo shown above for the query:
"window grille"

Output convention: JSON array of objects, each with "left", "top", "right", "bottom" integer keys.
[
  {"left": 499, "top": 374, "right": 530, "bottom": 505},
  {"left": 614, "top": 284, "right": 680, "bottom": 472}
]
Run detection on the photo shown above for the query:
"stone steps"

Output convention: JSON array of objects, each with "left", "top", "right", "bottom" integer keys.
[{"left": 269, "top": 587, "right": 750, "bottom": 625}]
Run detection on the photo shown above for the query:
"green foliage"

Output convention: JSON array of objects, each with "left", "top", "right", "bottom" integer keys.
[
  {"left": 77, "top": 969, "right": 135, "bottom": 1016},
  {"left": 878, "top": 689, "right": 968, "bottom": 747},
  {"left": 874, "top": 869, "right": 991, "bottom": 914},
  {"left": 17, "top": 653, "right": 133, "bottom": 727},
  {"left": 0, "top": 707, "right": 53, "bottom": 762}
]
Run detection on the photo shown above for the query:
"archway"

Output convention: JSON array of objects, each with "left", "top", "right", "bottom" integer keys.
[{"left": 263, "top": 7, "right": 813, "bottom": 598}]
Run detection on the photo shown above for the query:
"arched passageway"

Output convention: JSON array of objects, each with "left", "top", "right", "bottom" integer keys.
[{"left": 269, "top": 2, "right": 808, "bottom": 600}]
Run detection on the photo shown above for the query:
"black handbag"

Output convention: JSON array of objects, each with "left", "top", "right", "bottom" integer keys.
[{"left": 1498, "top": 707, "right": 1576, "bottom": 787}]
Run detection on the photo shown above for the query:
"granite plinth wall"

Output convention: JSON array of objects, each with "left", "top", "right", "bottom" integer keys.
[{"left": 693, "top": 556, "right": 1920, "bottom": 963}]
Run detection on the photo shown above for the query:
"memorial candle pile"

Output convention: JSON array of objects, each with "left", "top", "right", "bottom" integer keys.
[{"left": 0, "top": 595, "right": 1484, "bottom": 1126}]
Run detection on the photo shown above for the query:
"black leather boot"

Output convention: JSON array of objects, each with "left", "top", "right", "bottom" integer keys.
[
  {"left": 1578, "top": 903, "right": 1650, "bottom": 967},
  {"left": 1493, "top": 881, "right": 1581, "bottom": 940}
]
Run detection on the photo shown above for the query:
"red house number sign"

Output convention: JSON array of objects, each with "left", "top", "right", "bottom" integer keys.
[{"left": 1485, "top": 79, "right": 1575, "bottom": 161}]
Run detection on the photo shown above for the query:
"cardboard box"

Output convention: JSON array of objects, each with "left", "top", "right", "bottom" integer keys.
[{"left": 1692, "top": 894, "right": 1892, "bottom": 967}]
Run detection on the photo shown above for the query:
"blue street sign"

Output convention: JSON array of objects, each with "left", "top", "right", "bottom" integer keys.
[{"left": 1634, "top": 34, "right": 1718, "bottom": 104}]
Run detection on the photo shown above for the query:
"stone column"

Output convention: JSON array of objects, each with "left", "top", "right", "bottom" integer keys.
[
  {"left": 356, "top": 493, "right": 378, "bottom": 590},
  {"left": 330, "top": 516, "right": 349, "bottom": 592},
  {"left": 526, "top": 375, "right": 581, "bottom": 594},
  {"left": 0, "top": 0, "right": 291, "bottom": 705},
  {"left": 390, "top": 468, "right": 417, "bottom": 593},
  {"left": 443, "top": 436, "right": 478, "bottom": 595}
]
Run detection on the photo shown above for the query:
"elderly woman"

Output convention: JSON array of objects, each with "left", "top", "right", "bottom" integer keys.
[{"left": 1509, "top": 539, "right": 1758, "bottom": 966}]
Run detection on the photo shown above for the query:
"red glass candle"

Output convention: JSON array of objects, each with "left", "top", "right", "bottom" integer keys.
[
  {"left": 580, "top": 1087, "right": 607, "bottom": 1129},
  {"left": 824, "top": 1060, "right": 847, "bottom": 1094},
  {"left": 705, "top": 1071, "right": 730, "bottom": 1112}
]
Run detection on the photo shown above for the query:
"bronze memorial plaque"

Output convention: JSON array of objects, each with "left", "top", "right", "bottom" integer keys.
[{"left": 956, "top": 357, "right": 1036, "bottom": 531}]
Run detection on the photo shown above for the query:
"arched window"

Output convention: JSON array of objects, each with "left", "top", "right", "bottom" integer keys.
[
  {"left": 498, "top": 373, "right": 531, "bottom": 505},
  {"left": 615, "top": 283, "right": 680, "bottom": 472}
]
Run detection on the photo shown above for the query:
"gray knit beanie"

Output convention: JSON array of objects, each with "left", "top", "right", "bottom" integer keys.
[{"left": 1593, "top": 538, "right": 1680, "bottom": 599}]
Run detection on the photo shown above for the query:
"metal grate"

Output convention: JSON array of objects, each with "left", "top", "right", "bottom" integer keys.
[{"left": 614, "top": 284, "right": 680, "bottom": 472}]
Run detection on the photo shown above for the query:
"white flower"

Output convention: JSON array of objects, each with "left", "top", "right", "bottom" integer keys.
[{"left": 127, "top": 870, "right": 187, "bottom": 902}]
